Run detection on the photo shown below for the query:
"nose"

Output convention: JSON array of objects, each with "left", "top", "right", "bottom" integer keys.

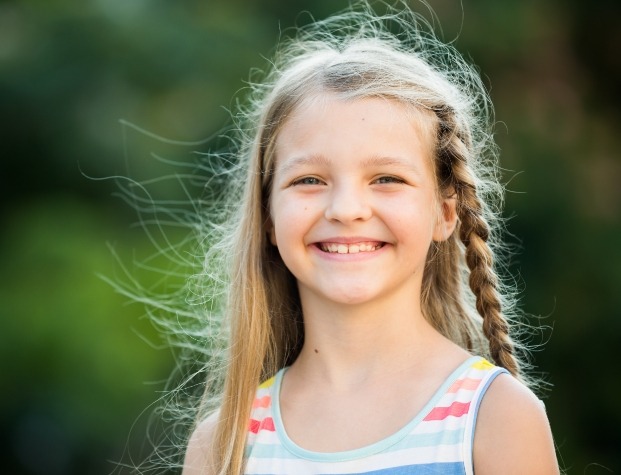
[{"left": 324, "top": 183, "right": 373, "bottom": 223}]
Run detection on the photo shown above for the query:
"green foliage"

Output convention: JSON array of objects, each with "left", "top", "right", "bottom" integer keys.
[{"left": 0, "top": 198, "right": 177, "bottom": 473}]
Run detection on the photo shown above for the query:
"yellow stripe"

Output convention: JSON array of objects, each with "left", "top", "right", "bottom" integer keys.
[
  {"left": 258, "top": 376, "right": 275, "bottom": 389},
  {"left": 472, "top": 359, "right": 494, "bottom": 370}
]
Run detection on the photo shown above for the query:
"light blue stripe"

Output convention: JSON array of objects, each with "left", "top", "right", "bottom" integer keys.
[
  {"left": 248, "top": 428, "right": 464, "bottom": 459},
  {"left": 393, "top": 428, "right": 464, "bottom": 449}
]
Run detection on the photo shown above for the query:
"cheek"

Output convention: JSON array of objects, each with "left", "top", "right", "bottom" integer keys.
[
  {"left": 272, "top": 194, "right": 316, "bottom": 227},
  {"left": 394, "top": 216, "right": 438, "bottom": 257},
  {"left": 270, "top": 199, "right": 298, "bottom": 244},
  {"left": 385, "top": 194, "right": 437, "bottom": 229}
]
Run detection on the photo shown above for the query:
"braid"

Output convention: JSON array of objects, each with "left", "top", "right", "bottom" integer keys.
[
  {"left": 433, "top": 109, "right": 522, "bottom": 378},
  {"left": 452, "top": 159, "right": 521, "bottom": 378}
]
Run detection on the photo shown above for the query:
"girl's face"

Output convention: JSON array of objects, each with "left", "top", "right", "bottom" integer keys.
[{"left": 268, "top": 95, "right": 456, "bottom": 309}]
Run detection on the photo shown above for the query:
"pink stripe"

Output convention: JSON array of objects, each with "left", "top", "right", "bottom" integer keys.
[
  {"left": 249, "top": 419, "right": 260, "bottom": 434},
  {"left": 252, "top": 395, "right": 271, "bottom": 409},
  {"left": 424, "top": 401, "right": 470, "bottom": 421},
  {"left": 249, "top": 417, "right": 275, "bottom": 434},
  {"left": 447, "top": 377, "right": 481, "bottom": 393}
]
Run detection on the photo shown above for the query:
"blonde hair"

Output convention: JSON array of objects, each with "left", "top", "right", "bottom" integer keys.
[{"left": 180, "top": 2, "right": 530, "bottom": 473}]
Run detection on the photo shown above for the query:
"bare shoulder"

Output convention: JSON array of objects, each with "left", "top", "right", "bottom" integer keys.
[
  {"left": 474, "top": 373, "right": 559, "bottom": 475},
  {"left": 182, "top": 410, "right": 219, "bottom": 475}
]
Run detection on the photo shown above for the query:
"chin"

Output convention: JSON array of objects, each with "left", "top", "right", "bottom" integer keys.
[{"left": 321, "top": 287, "right": 379, "bottom": 306}]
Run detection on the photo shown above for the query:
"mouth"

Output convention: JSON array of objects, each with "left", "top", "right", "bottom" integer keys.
[{"left": 316, "top": 241, "right": 385, "bottom": 254}]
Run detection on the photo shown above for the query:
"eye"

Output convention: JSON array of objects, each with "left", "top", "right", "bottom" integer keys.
[
  {"left": 292, "top": 176, "right": 324, "bottom": 186},
  {"left": 373, "top": 175, "right": 405, "bottom": 185}
]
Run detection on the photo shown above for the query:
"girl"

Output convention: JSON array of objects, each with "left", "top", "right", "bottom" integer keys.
[{"left": 181, "top": 2, "right": 558, "bottom": 474}]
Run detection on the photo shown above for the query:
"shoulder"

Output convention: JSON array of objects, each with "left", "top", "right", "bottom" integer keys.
[
  {"left": 474, "top": 373, "right": 559, "bottom": 475},
  {"left": 182, "top": 410, "right": 220, "bottom": 475}
]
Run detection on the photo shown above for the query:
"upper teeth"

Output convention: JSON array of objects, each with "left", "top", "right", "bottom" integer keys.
[{"left": 320, "top": 242, "right": 382, "bottom": 254}]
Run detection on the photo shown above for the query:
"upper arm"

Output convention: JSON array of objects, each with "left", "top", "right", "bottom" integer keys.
[
  {"left": 473, "top": 374, "right": 559, "bottom": 475},
  {"left": 182, "top": 411, "right": 219, "bottom": 475}
]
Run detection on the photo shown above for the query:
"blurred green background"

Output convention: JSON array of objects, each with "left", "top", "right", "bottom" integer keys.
[{"left": 1, "top": 0, "right": 619, "bottom": 473}]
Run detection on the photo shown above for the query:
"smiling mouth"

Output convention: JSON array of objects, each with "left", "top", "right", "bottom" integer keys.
[{"left": 317, "top": 242, "right": 385, "bottom": 254}]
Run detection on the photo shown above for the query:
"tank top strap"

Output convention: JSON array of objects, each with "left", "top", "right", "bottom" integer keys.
[
  {"left": 246, "top": 373, "right": 279, "bottom": 455},
  {"left": 448, "top": 358, "right": 509, "bottom": 475}
]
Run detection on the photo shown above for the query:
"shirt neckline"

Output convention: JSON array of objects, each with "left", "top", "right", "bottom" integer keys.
[{"left": 271, "top": 355, "right": 483, "bottom": 462}]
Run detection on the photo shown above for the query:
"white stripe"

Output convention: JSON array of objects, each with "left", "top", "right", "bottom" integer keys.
[{"left": 246, "top": 443, "right": 463, "bottom": 474}]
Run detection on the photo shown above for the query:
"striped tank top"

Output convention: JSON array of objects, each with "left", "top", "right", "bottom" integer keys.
[{"left": 244, "top": 356, "right": 507, "bottom": 475}]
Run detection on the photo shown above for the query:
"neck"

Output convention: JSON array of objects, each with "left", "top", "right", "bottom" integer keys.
[{"left": 292, "top": 288, "right": 445, "bottom": 388}]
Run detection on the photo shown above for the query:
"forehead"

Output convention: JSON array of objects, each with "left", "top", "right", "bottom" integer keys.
[{"left": 274, "top": 94, "right": 437, "bottom": 169}]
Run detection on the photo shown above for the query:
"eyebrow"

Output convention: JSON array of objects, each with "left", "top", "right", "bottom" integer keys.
[
  {"left": 276, "top": 154, "right": 329, "bottom": 176},
  {"left": 361, "top": 155, "right": 423, "bottom": 172},
  {"left": 277, "top": 154, "right": 424, "bottom": 175}
]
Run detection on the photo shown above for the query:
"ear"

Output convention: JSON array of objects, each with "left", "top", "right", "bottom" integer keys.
[{"left": 433, "top": 196, "right": 458, "bottom": 242}]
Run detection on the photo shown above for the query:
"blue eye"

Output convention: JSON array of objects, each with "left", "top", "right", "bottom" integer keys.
[
  {"left": 374, "top": 176, "right": 404, "bottom": 184},
  {"left": 293, "top": 177, "right": 323, "bottom": 186}
]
